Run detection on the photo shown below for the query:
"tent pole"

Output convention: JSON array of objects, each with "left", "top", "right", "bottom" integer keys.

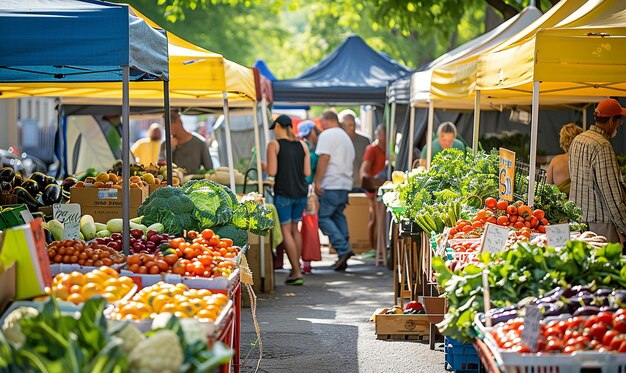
[
  {"left": 222, "top": 92, "right": 237, "bottom": 192},
  {"left": 426, "top": 100, "right": 435, "bottom": 169},
  {"left": 163, "top": 80, "right": 173, "bottom": 186},
  {"left": 252, "top": 103, "right": 264, "bottom": 194},
  {"left": 582, "top": 107, "right": 587, "bottom": 130},
  {"left": 122, "top": 66, "right": 130, "bottom": 256},
  {"left": 407, "top": 105, "right": 416, "bottom": 170},
  {"left": 528, "top": 81, "right": 540, "bottom": 207},
  {"left": 473, "top": 90, "right": 481, "bottom": 155},
  {"left": 261, "top": 96, "right": 271, "bottom": 148},
  {"left": 388, "top": 101, "right": 397, "bottom": 179}
]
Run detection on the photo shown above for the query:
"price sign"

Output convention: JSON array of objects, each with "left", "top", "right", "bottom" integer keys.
[
  {"left": 480, "top": 223, "right": 510, "bottom": 254},
  {"left": 521, "top": 305, "right": 542, "bottom": 352},
  {"left": 499, "top": 148, "right": 516, "bottom": 201},
  {"left": 53, "top": 203, "right": 81, "bottom": 240},
  {"left": 20, "top": 209, "right": 34, "bottom": 223},
  {"left": 546, "top": 224, "right": 570, "bottom": 248}
]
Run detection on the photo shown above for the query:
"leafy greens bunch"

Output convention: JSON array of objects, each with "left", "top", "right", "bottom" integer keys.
[{"left": 432, "top": 241, "right": 626, "bottom": 343}]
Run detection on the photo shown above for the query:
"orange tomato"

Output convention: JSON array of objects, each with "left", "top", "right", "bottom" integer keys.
[
  {"left": 138, "top": 266, "right": 148, "bottom": 274},
  {"left": 198, "top": 255, "right": 212, "bottom": 266},
  {"left": 496, "top": 200, "right": 508, "bottom": 211},
  {"left": 183, "top": 248, "right": 195, "bottom": 259},
  {"left": 496, "top": 216, "right": 509, "bottom": 226},
  {"left": 221, "top": 238, "right": 233, "bottom": 247},
  {"left": 171, "top": 262, "right": 185, "bottom": 275},
  {"left": 193, "top": 263, "right": 205, "bottom": 276},
  {"left": 187, "top": 230, "right": 199, "bottom": 239},
  {"left": 169, "top": 237, "right": 185, "bottom": 249},
  {"left": 201, "top": 229, "right": 214, "bottom": 240},
  {"left": 148, "top": 265, "right": 160, "bottom": 274},
  {"left": 128, "top": 263, "right": 140, "bottom": 273},
  {"left": 156, "top": 260, "right": 169, "bottom": 272},
  {"left": 208, "top": 237, "right": 219, "bottom": 246},
  {"left": 163, "top": 254, "right": 178, "bottom": 265}
]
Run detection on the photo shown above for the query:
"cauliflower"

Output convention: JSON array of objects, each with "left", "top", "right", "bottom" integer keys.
[
  {"left": 128, "top": 330, "right": 183, "bottom": 373},
  {"left": 1, "top": 306, "right": 39, "bottom": 347},
  {"left": 113, "top": 322, "right": 145, "bottom": 354}
]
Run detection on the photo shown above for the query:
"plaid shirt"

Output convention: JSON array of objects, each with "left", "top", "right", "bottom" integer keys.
[{"left": 569, "top": 125, "right": 626, "bottom": 234}]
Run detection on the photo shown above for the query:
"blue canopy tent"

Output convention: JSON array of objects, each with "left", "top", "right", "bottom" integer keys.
[
  {"left": 272, "top": 35, "right": 412, "bottom": 106},
  {"left": 0, "top": 0, "right": 169, "bottom": 255}
]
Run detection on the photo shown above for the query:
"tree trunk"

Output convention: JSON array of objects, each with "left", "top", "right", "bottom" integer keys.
[
  {"left": 485, "top": 0, "right": 520, "bottom": 20},
  {"left": 448, "top": 30, "right": 458, "bottom": 51}
]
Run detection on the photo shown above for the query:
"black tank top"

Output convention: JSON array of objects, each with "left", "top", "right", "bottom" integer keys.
[{"left": 275, "top": 139, "right": 307, "bottom": 198}]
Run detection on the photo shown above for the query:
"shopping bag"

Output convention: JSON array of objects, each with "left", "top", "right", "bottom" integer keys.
[{"left": 301, "top": 213, "right": 321, "bottom": 261}]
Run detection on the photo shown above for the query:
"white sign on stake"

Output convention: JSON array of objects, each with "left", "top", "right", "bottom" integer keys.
[
  {"left": 53, "top": 203, "right": 81, "bottom": 240},
  {"left": 480, "top": 223, "right": 510, "bottom": 254},
  {"left": 546, "top": 224, "right": 570, "bottom": 248},
  {"left": 521, "top": 305, "right": 542, "bottom": 352},
  {"left": 19, "top": 209, "right": 34, "bottom": 223}
]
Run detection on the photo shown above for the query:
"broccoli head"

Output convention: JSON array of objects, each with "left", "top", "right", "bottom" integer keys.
[{"left": 137, "top": 186, "right": 199, "bottom": 235}]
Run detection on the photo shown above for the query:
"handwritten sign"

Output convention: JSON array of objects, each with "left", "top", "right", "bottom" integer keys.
[
  {"left": 546, "top": 224, "right": 570, "bottom": 248},
  {"left": 499, "top": 148, "right": 516, "bottom": 201},
  {"left": 53, "top": 203, "right": 81, "bottom": 240},
  {"left": 480, "top": 223, "right": 510, "bottom": 254},
  {"left": 521, "top": 305, "right": 542, "bottom": 352}
]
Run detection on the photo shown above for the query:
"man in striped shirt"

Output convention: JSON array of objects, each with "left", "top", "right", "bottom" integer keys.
[{"left": 569, "top": 98, "right": 626, "bottom": 244}]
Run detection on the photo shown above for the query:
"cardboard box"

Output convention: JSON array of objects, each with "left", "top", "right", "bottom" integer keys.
[
  {"left": 375, "top": 310, "right": 431, "bottom": 339},
  {"left": 246, "top": 232, "right": 274, "bottom": 294},
  {"left": 148, "top": 183, "right": 164, "bottom": 195},
  {"left": 328, "top": 193, "right": 371, "bottom": 254},
  {"left": 70, "top": 186, "right": 148, "bottom": 222}
]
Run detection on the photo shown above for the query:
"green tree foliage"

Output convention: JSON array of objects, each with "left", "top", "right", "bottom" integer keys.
[{"left": 119, "top": 0, "right": 555, "bottom": 79}]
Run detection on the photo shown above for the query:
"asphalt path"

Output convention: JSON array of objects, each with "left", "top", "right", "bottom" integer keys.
[{"left": 239, "top": 249, "right": 448, "bottom": 373}]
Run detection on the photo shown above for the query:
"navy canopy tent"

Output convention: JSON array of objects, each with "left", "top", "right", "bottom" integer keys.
[
  {"left": 0, "top": 0, "right": 168, "bottom": 82},
  {"left": 0, "top": 0, "right": 169, "bottom": 256},
  {"left": 272, "top": 35, "right": 411, "bottom": 105}
]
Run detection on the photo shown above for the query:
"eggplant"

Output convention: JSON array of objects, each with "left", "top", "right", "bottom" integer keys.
[
  {"left": 44, "top": 175, "right": 57, "bottom": 187},
  {"left": 0, "top": 181, "right": 11, "bottom": 192},
  {"left": 29, "top": 172, "right": 47, "bottom": 191},
  {"left": 20, "top": 179, "right": 40, "bottom": 198},
  {"left": 11, "top": 172, "right": 22, "bottom": 188},
  {"left": 12, "top": 186, "right": 43, "bottom": 212},
  {"left": 573, "top": 306, "right": 601, "bottom": 317},
  {"left": 595, "top": 288, "right": 613, "bottom": 297},
  {"left": 0, "top": 167, "right": 15, "bottom": 183},
  {"left": 61, "top": 177, "right": 78, "bottom": 192},
  {"left": 600, "top": 306, "right": 618, "bottom": 313},
  {"left": 610, "top": 290, "right": 626, "bottom": 308},
  {"left": 544, "top": 287, "right": 564, "bottom": 298},
  {"left": 489, "top": 310, "right": 519, "bottom": 325},
  {"left": 41, "top": 184, "right": 62, "bottom": 205},
  {"left": 43, "top": 228, "right": 55, "bottom": 244},
  {"left": 538, "top": 303, "right": 562, "bottom": 317}
]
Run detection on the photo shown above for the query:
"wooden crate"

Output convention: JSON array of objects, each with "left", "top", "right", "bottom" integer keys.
[
  {"left": 375, "top": 311, "right": 430, "bottom": 340},
  {"left": 245, "top": 232, "right": 274, "bottom": 294}
]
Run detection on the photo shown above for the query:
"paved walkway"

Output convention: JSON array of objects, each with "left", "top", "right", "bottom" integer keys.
[{"left": 239, "top": 249, "right": 448, "bottom": 373}]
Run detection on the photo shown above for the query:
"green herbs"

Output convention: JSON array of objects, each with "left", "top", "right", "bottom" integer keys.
[
  {"left": 534, "top": 184, "right": 582, "bottom": 223},
  {"left": 433, "top": 241, "right": 626, "bottom": 343},
  {"left": 399, "top": 149, "right": 499, "bottom": 221},
  {"left": 0, "top": 297, "right": 128, "bottom": 373}
]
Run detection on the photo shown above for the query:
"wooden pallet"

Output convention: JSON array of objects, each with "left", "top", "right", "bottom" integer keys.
[{"left": 376, "top": 333, "right": 429, "bottom": 341}]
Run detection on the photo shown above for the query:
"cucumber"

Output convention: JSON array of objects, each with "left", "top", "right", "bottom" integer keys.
[
  {"left": 147, "top": 223, "right": 164, "bottom": 233},
  {"left": 95, "top": 230, "right": 111, "bottom": 238},
  {"left": 130, "top": 216, "right": 143, "bottom": 224},
  {"left": 106, "top": 218, "right": 123, "bottom": 233},
  {"left": 47, "top": 219, "right": 64, "bottom": 241},
  {"left": 94, "top": 222, "right": 108, "bottom": 232},
  {"left": 80, "top": 214, "right": 97, "bottom": 240}
]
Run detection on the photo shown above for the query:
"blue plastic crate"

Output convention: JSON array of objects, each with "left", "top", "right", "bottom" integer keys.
[{"left": 444, "top": 337, "right": 481, "bottom": 372}]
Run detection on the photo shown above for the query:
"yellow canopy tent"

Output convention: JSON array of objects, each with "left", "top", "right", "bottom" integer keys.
[
  {"left": 475, "top": 0, "right": 626, "bottom": 205},
  {"left": 404, "top": 5, "right": 542, "bottom": 167},
  {"left": 0, "top": 6, "right": 263, "bottom": 192}
]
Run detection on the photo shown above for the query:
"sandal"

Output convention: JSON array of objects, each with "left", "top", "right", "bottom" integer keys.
[{"left": 285, "top": 277, "right": 304, "bottom": 286}]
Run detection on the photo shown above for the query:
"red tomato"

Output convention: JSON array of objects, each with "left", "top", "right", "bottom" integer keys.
[
  {"left": 588, "top": 323, "right": 608, "bottom": 341},
  {"left": 496, "top": 216, "right": 509, "bottom": 225},
  {"left": 603, "top": 330, "right": 619, "bottom": 346},
  {"left": 533, "top": 209, "right": 545, "bottom": 220},
  {"left": 487, "top": 217, "right": 497, "bottom": 224},
  {"left": 513, "top": 222, "right": 525, "bottom": 229},
  {"left": 496, "top": 200, "right": 509, "bottom": 211},
  {"left": 485, "top": 197, "right": 498, "bottom": 209},
  {"left": 596, "top": 312, "right": 614, "bottom": 326},
  {"left": 476, "top": 210, "right": 488, "bottom": 220},
  {"left": 619, "top": 341, "right": 626, "bottom": 353},
  {"left": 506, "top": 205, "right": 518, "bottom": 216},
  {"left": 544, "top": 339, "right": 563, "bottom": 352},
  {"left": 537, "top": 225, "right": 547, "bottom": 234},
  {"left": 610, "top": 335, "right": 626, "bottom": 351},
  {"left": 614, "top": 315, "right": 626, "bottom": 333},
  {"left": 530, "top": 217, "right": 539, "bottom": 228},
  {"left": 472, "top": 221, "right": 484, "bottom": 229}
]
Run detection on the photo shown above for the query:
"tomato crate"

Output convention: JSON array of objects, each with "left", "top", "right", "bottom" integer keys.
[
  {"left": 375, "top": 311, "right": 430, "bottom": 340},
  {"left": 445, "top": 337, "right": 482, "bottom": 372}
]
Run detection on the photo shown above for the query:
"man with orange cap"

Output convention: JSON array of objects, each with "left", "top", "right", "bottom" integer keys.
[{"left": 569, "top": 98, "right": 626, "bottom": 244}]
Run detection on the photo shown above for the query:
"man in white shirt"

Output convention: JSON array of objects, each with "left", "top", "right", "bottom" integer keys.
[{"left": 315, "top": 110, "right": 355, "bottom": 271}]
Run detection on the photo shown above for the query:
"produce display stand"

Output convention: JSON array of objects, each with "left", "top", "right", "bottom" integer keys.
[{"left": 392, "top": 218, "right": 422, "bottom": 307}]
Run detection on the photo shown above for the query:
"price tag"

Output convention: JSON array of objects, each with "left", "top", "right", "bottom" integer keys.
[
  {"left": 20, "top": 209, "right": 34, "bottom": 223},
  {"left": 53, "top": 203, "right": 81, "bottom": 240},
  {"left": 480, "top": 223, "right": 510, "bottom": 254},
  {"left": 521, "top": 305, "right": 542, "bottom": 352},
  {"left": 546, "top": 223, "right": 569, "bottom": 248},
  {"left": 499, "top": 148, "right": 516, "bottom": 201},
  {"left": 238, "top": 255, "right": 254, "bottom": 285}
]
